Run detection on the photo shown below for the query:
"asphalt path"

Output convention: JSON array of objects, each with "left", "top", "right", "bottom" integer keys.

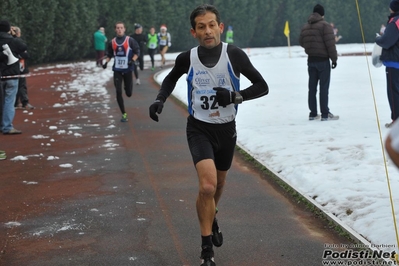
[{"left": 0, "top": 62, "right": 354, "bottom": 266}]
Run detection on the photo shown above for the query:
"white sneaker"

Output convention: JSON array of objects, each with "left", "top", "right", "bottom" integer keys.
[
  {"left": 309, "top": 114, "right": 320, "bottom": 120},
  {"left": 321, "top": 113, "right": 339, "bottom": 121},
  {"left": 136, "top": 78, "right": 140, "bottom": 85},
  {"left": 25, "top": 103, "right": 35, "bottom": 110}
]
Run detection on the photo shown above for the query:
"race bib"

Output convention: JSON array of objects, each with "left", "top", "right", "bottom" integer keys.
[
  {"left": 115, "top": 56, "right": 128, "bottom": 69},
  {"left": 159, "top": 39, "right": 167, "bottom": 46}
]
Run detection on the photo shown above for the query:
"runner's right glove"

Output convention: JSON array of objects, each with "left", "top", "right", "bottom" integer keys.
[
  {"left": 102, "top": 62, "right": 108, "bottom": 69},
  {"left": 149, "top": 98, "right": 164, "bottom": 122},
  {"left": 214, "top": 87, "right": 243, "bottom": 107}
]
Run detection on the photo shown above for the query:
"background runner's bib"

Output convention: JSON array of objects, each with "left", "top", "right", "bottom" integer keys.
[
  {"left": 158, "top": 33, "right": 170, "bottom": 46},
  {"left": 186, "top": 42, "right": 240, "bottom": 124},
  {"left": 148, "top": 34, "right": 158, "bottom": 49},
  {"left": 112, "top": 36, "right": 132, "bottom": 70}
]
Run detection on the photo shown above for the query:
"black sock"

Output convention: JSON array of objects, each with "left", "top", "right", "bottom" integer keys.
[{"left": 201, "top": 235, "right": 213, "bottom": 249}]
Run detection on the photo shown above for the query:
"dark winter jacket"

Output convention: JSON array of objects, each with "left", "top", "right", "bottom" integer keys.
[
  {"left": 16, "top": 36, "right": 29, "bottom": 74},
  {"left": 376, "top": 12, "right": 399, "bottom": 66},
  {"left": 0, "top": 32, "right": 27, "bottom": 78},
  {"left": 299, "top": 13, "right": 338, "bottom": 63},
  {"left": 130, "top": 33, "right": 147, "bottom": 55}
]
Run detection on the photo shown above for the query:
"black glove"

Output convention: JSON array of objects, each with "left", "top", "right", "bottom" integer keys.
[
  {"left": 149, "top": 99, "right": 164, "bottom": 122},
  {"left": 332, "top": 62, "right": 337, "bottom": 69},
  {"left": 213, "top": 87, "right": 235, "bottom": 107},
  {"left": 128, "top": 60, "right": 134, "bottom": 66},
  {"left": 102, "top": 62, "right": 108, "bottom": 69}
]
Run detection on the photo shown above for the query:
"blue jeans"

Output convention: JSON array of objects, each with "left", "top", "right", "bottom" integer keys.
[
  {"left": 2, "top": 78, "right": 19, "bottom": 132},
  {"left": 307, "top": 60, "right": 331, "bottom": 118}
]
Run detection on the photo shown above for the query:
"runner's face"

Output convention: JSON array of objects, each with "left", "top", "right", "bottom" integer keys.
[
  {"left": 115, "top": 23, "right": 125, "bottom": 37},
  {"left": 190, "top": 12, "right": 224, "bottom": 49}
]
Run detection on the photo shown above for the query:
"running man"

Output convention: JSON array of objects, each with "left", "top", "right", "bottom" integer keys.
[
  {"left": 130, "top": 23, "right": 146, "bottom": 85},
  {"left": 225, "top": 25, "right": 233, "bottom": 44},
  {"left": 103, "top": 21, "right": 140, "bottom": 122},
  {"left": 149, "top": 4, "right": 269, "bottom": 266},
  {"left": 147, "top": 26, "right": 158, "bottom": 71},
  {"left": 157, "top": 24, "right": 171, "bottom": 67}
]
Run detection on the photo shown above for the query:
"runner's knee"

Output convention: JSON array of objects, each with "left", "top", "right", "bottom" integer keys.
[{"left": 199, "top": 182, "right": 216, "bottom": 196}]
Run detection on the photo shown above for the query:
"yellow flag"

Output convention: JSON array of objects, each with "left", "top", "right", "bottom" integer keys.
[{"left": 284, "top": 21, "right": 290, "bottom": 38}]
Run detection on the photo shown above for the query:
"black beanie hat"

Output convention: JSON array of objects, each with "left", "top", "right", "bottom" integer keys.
[
  {"left": 390, "top": 0, "right": 399, "bottom": 12},
  {"left": 134, "top": 23, "right": 142, "bottom": 30},
  {"left": 313, "top": 4, "right": 325, "bottom": 16},
  {"left": 0, "top": 20, "right": 11, "bottom": 33}
]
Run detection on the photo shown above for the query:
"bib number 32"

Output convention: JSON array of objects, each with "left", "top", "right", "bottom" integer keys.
[{"left": 200, "top": 95, "right": 218, "bottom": 110}]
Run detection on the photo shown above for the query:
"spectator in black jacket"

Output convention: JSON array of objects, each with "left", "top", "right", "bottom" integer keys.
[
  {"left": 0, "top": 20, "right": 27, "bottom": 134},
  {"left": 299, "top": 4, "right": 339, "bottom": 122},
  {"left": 12, "top": 26, "right": 34, "bottom": 110}
]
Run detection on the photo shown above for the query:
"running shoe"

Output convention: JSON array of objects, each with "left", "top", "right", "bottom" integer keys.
[
  {"left": 212, "top": 217, "right": 223, "bottom": 247},
  {"left": 121, "top": 113, "right": 128, "bottom": 122},
  {"left": 200, "top": 246, "right": 215, "bottom": 266}
]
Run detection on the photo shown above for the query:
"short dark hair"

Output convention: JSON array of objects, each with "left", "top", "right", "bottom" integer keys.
[
  {"left": 114, "top": 21, "right": 125, "bottom": 28},
  {"left": 190, "top": 4, "right": 221, "bottom": 29}
]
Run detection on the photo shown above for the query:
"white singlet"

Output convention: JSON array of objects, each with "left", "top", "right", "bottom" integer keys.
[{"left": 186, "top": 42, "right": 240, "bottom": 124}]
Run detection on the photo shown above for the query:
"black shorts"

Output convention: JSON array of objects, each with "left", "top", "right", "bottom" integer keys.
[
  {"left": 186, "top": 115, "right": 237, "bottom": 171},
  {"left": 159, "top": 45, "right": 167, "bottom": 52}
]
